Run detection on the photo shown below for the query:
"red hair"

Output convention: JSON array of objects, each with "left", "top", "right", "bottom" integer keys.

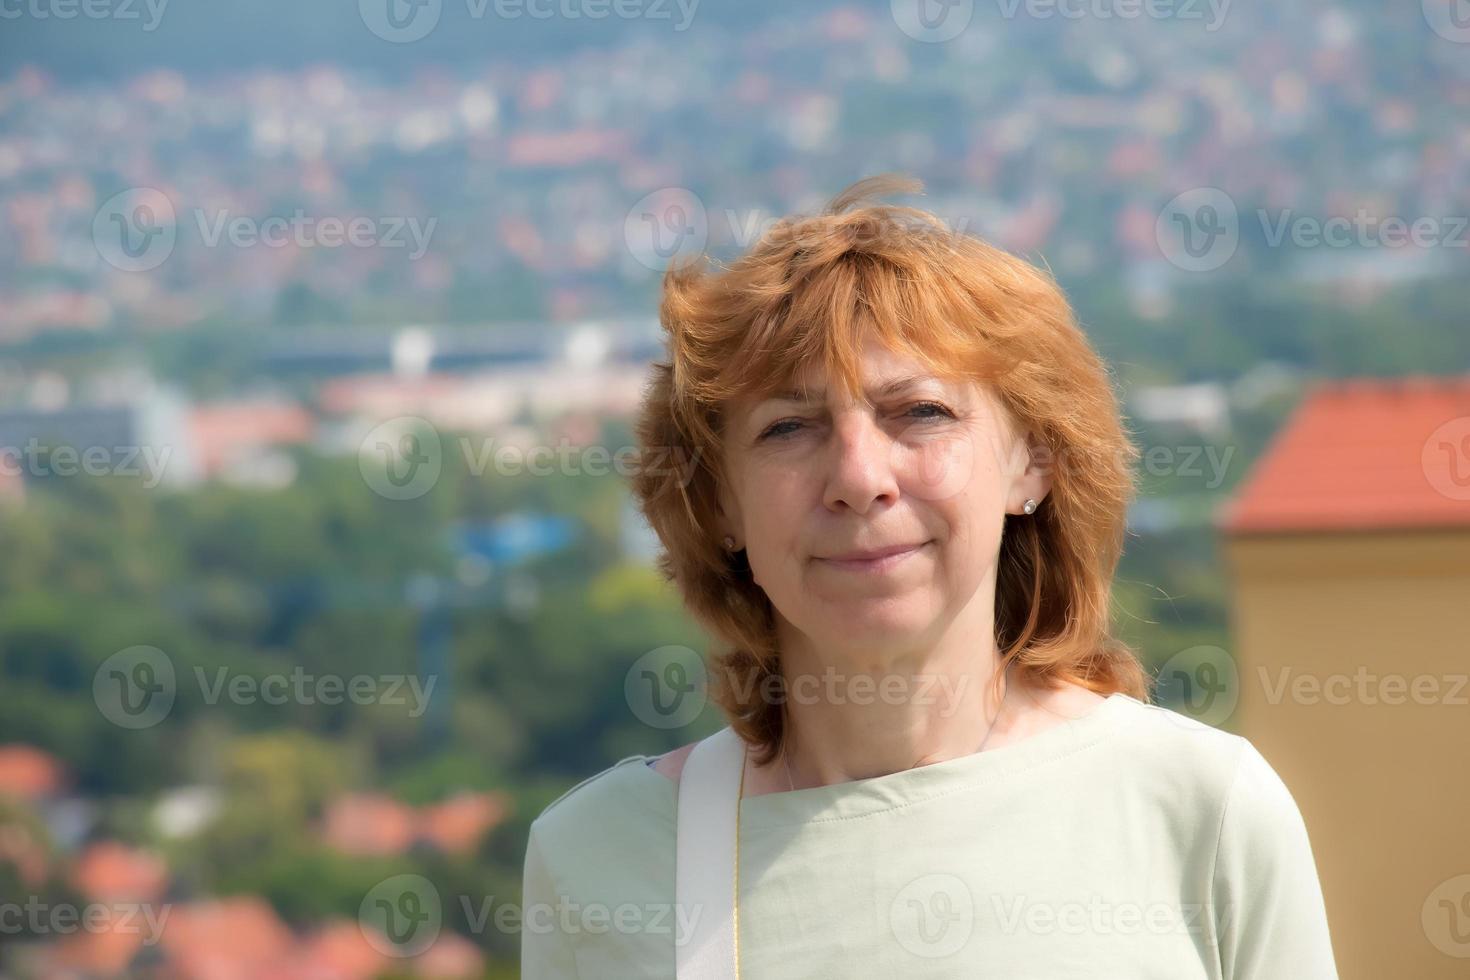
[{"left": 630, "top": 174, "right": 1149, "bottom": 764}]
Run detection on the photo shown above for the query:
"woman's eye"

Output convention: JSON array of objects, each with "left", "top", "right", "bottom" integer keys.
[
  {"left": 908, "top": 401, "right": 955, "bottom": 421},
  {"left": 759, "top": 419, "right": 803, "bottom": 440},
  {"left": 759, "top": 403, "right": 953, "bottom": 441}
]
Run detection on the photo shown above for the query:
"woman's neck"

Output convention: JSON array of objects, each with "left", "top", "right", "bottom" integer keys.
[{"left": 761, "top": 621, "right": 1013, "bottom": 791}]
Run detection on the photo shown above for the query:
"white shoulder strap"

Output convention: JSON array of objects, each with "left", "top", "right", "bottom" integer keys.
[{"left": 674, "top": 725, "right": 746, "bottom": 980}]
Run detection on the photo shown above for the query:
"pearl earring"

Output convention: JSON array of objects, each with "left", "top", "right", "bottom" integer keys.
[
  {"left": 722, "top": 535, "right": 736, "bottom": 550},
  {"left": 1022, "top": 498, "right": 1038, "bottom": 515}
]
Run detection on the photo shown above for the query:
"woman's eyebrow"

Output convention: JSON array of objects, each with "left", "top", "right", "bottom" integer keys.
[{"left": 767, "top": 374, "right": 939, "bottom": 404}]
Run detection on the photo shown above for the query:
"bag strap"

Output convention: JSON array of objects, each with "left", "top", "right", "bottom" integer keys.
[{"left": 674, "top": 725, "right": 746, "bottom": 980}]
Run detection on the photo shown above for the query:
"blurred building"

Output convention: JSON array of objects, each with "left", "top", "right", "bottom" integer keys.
[
  {"left": 0, "top": 376, "right": 200, "bottom": 490},
  {"left": 313, "top": 321, "right": 656, "bottom": 441},
  {"left": 1218, "top": 374, "right": 1470, "bottom": 979},
  {"left": 188, "top": 398, "right": 316, "bottom": 487},
  {"left": 1128, "top": 381, "right": 1231, "bottom": 440}
]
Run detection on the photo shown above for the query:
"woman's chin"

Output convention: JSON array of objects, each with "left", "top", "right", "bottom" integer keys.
[{"left": 808, "top": 597, "right": 938, "bottom": 642}]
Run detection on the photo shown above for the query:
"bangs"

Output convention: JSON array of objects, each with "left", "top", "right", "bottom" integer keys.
[{"left": 711, "top": 247, "right": 1014, "bottom": 412}]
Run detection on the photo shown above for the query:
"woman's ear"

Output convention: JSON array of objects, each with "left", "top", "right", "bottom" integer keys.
[
  {"left": 715, "top": 481, "right": 743, "bottom": 548},
  {"left": 1009, "top": 430, "right": 1055, "bottom": 514}
]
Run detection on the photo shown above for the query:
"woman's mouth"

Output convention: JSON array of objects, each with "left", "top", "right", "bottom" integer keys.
[{"left": 814, "top": 540, "right": 931, "bottom": 573}]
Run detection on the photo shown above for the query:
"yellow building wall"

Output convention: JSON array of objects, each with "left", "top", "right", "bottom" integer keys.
[{"left": 1222, "top": 529, "right": 1470, "bottom": 979}]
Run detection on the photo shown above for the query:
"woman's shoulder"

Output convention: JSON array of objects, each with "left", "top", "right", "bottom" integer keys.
[
  {"left": 530, "top": 752, "right": 675, "bottom": 846},
  {"left": 1111, "top": 693, "right": 1247, "bottom": 768},
  {"left": 1108, "top": 693, "right": 1301, "bottom": 827},
  {"left": 523, "top": 754, "right": 678, "bottom": 930}
]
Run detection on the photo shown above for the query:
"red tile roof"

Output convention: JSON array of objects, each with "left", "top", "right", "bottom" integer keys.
[
  {"left": 43, "top": 912, "right": 149, "bottom": 976},
  {"left": 0, "top": 744, "right": 65, "bottom": 801},
  {"left": 410, "top": 930, "right": 485, "bottom": 978},
  {"left": 319, "top": 792, "right": 417, "bottom": 856},
  {"left": 1218, "top": 374, "right": 1470, "bottom": 534},
  {"left": 316, "top": 373, "right": 467, "bottom": 416},
  {"left": 319, "top": 790, "right": 510, "bottom": 857},
  {"left": 189, "top": 401, "right": 315, "bottom": 477},
  {"left": 157, "top": 896, "right": 296, "bottom": 980},
  {"left": 287, "top": 919, "right": 390, "bottom": 980},
  {"left": 418, "top": 791, "right": 510, "bottom": 856},
  {"left": 71, "top": 840, "right": 171, "bottom": 902}
]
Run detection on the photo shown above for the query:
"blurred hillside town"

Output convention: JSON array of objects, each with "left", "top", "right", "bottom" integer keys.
[
  {"left": 1, "top": 741, "right": 503, "bottom": 978},
  {"left": 2, "top": 2, "right": 1467, "bottom": 341}
]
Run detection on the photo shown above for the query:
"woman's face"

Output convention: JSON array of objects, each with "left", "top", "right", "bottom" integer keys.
[{"left": 717, "top": 335, "right": 1052, "bottom": 657}]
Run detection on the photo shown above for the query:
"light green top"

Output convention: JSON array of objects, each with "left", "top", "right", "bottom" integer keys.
[{"left": 521, "top": 693, "right": 1338, "bottom": 978}]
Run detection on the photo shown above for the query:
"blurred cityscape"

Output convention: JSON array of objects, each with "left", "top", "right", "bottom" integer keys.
[
  {"left": 3, "top": 3, "right": 1468, "bottom": 341},
  {"left": 1, "top": 0, "right": 1468, "bottom": 977}
]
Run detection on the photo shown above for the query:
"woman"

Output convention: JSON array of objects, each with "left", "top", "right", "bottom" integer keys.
[{"left": 521, "top": 174, "right": 1338, "bottom": 978}]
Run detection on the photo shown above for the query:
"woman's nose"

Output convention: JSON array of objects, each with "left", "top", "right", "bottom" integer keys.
[{"left": 821, "top": 411, "right": 901, "bottom": 515}]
